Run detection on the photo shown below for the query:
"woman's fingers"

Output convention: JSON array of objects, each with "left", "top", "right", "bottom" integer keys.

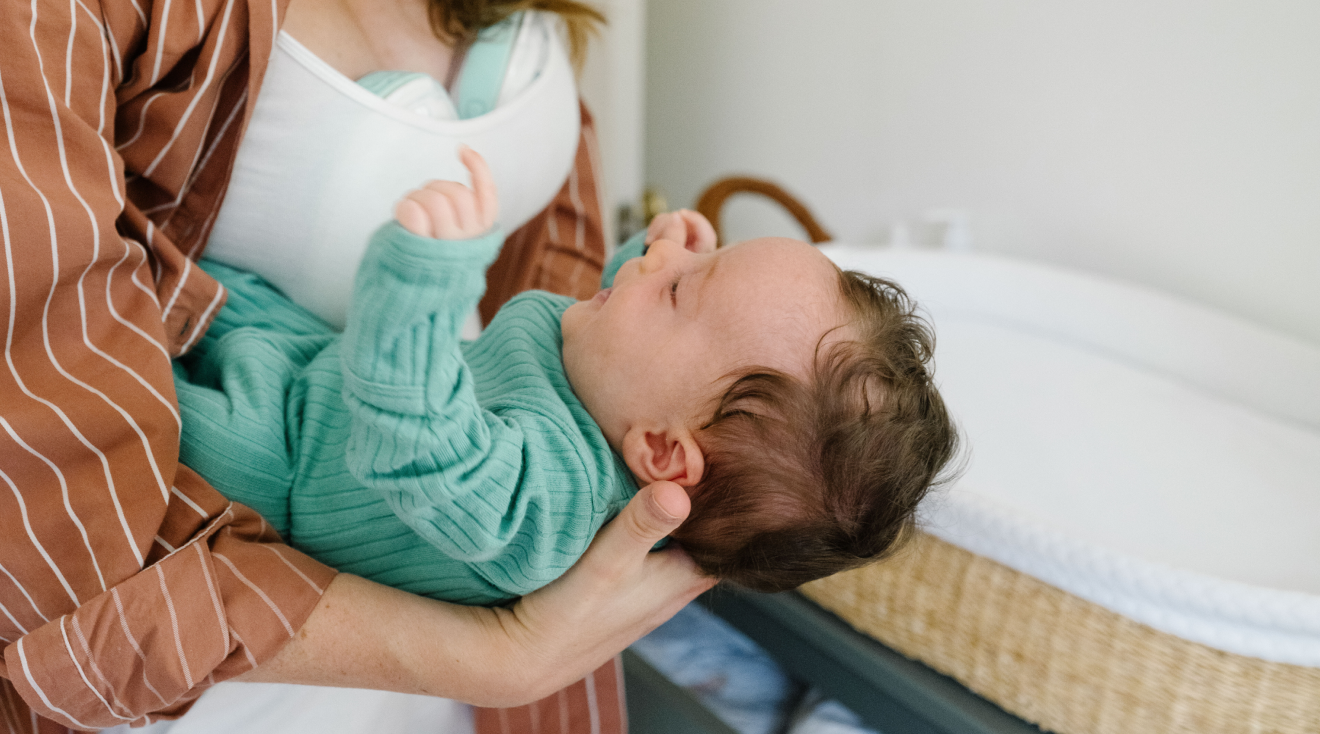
[{"left": 504, "top": 481, "right": 716, "bottom": 695}]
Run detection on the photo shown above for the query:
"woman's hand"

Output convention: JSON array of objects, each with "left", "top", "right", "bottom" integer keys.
[
  {"left": 646, "top": 209, "right": 717, "bottom": 253},
  {"left": 395, "top": 145, "right": 499, "bottom": 240},
  {"left": 237, "top": 481, "right": 715, "bottom": 706},
  {"left": 486, "top": 480, "right": 718, "bottom": 701}
]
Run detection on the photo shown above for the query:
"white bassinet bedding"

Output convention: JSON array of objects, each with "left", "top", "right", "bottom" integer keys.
[{"left": 820, "top": 245, "right": 1320, "bottom": 667}]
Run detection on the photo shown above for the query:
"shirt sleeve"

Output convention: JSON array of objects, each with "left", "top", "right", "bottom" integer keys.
[
  {"left": 340, "top": 223, "right": 526, "bottom": 561},
  {"left": 0, "top": 1, "right": 337, "bottom": 730}
]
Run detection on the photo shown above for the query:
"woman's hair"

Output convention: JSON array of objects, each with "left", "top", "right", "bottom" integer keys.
[
  {"left": 427, "top": 0, "right": 606, "bottom": 71},
  {"left": 671, "top": 269, "right": 960, "bottom": 592}
]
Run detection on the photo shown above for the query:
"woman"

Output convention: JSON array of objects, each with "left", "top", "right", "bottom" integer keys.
[{"left": 0, "top": 0, "right": 712, "bottom": 731}]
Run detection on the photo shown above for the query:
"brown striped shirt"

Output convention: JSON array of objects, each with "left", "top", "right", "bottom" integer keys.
[{"left": 0, "top": 0, "right": 607, "bottom": 730}]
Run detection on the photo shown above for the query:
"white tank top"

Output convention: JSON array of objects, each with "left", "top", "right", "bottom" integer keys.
[{"left": 204, "top": 14, "right": 579, "bottom": 329}]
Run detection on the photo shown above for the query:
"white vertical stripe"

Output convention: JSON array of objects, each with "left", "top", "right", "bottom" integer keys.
[
  {"left": 142, "top": 0, "right": 237, "bottom": 178},
  {"left": 193, "top": 544, "right": 229, "bottom": 654},
  {"left": 115, "top": 90, "right": 168, "bottom": 151},
  {"left": 213, "top": 553, "right": 294, "bottom": 636},
  {"left": 564, "top": 163, "right": 588, "bottom": 293},
  {"left": 546, "top": 201, "right": 561, "bottom": 245},
  {"left": 0, "top": 440, "right": 91, "bottom": 605},
  {"left": 0, "top": 559, "right": 50, "bottom": 625},
  {"left": 263, "top": 545, "right": 325, "bottom": 594},
  {"left": 269, "top": 0, "right": 279, "bottom": 56},
  {"left": 170, "top": 485, "right": 208, "bottom": 518},
  {"left": 0, "top": 598, "right": 29, "bottom": 637},
  {"left": 143, "top": 58, "right": 242, "bottom": 221},
  {"left": 185, "top": 86, "right": 250, "bottom": 259},
  {"left": 63, "top": 0, "right": 76, "bottom": 106},
  {"left": 153, "top": 535, "right": 177, "bottom": 553},
  {"left": 63, "top": 617, "right": 133, "bottom": 721},
  {"left": 175, "top": 278, "right": 224, "bottom": 353},
  {"left": 72, "top": 0, "right": 121, "bottom": 193},
  {"left": 28, "top": 0, "right": 185, "bottom": 454},
  {"left": 5, "top": 15, "right": 161, "bottom": 568},
  {"left": 110, "top": 587, "right": 172, "bottom": 708},
  {"left": 194, "top": 0, "right": 204, "bottom": 40},
  {"left": 584, "top": 667, "right": 601, "bottom": 734},
  {"left": 106, "top": 238, "right": 171, "bottom": 363},
  {"left": 147, "top": 220, "right": 164, "bottom": 283},
  {"left": 125, "top": 0, "right": 147, "bottom": 31},
  {"left": 128, "top": 239, "right": 163, "bottom": 305},
  {"left": 0, "top": 198, "right": 123, "bottom": 582},
  {"left": 149, "top": 0, "right": 175, "bottom": 85},
  {"left": 227, "top": 625, "right": 260, "bottom": 669},
  {"left": 612, "top": 655, "right": 627, "bottom": 734},
  {"left": 33, "top": 9, "right": 180, "bottom": 475},
  {"left": 496, "top": 706, "right": 512, "bottom": 734},
  {"left": 14, "top": 637, "right": 95, "bottom": 730},
  {"left": 94, "top": 0, "right": 125, "bottom": 86},
  {"left": 568, "top": 161, "right": 585, "bottom": 253},
  {"left": 557, "top": 686, "right": 571, "bottom": 733},
  {"left": 155, "top": 564, "right": 195, "bottom": 689},
  {"left": 160, "top": 255, "right": 191, "bottom": 323}
]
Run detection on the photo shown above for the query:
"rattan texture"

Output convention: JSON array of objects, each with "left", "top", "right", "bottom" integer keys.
[{"left": 801, "top": 532, "right": 1320, "bottom": 734}]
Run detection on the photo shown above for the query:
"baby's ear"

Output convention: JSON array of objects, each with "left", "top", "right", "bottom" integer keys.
[{"left": 623, "top": 426, "right": 705, "bottom": 488}]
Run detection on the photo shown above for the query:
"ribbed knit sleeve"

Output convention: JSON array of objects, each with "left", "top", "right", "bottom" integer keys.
[
  {"left": 340, "top": 223, "right": 522, "bottom": 563},
  {"left": 338, "top": 224, "right": 634, "bottom": 597}
]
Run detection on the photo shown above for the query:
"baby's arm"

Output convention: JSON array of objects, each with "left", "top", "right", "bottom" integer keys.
[{"left": 342, "top": 151, "right": 540, "bottom": 568}]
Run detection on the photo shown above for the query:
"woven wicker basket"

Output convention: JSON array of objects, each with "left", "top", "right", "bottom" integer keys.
[{"left": 800, "top": 531, "right": 1320, "bottom": 734}]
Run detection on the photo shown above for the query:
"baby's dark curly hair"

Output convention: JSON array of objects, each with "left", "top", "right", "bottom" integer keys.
[{"left": 671, "top": 269, "right": 959, "bottom": 592}]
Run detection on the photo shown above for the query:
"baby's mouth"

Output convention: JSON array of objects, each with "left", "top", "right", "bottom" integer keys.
[{"left": 593, "top": 287, "right": 612, "bottom": 304}]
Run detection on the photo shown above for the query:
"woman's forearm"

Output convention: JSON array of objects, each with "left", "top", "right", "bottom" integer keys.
[{"left": 236, "top": 481, "right": 716, "bottom": 706}]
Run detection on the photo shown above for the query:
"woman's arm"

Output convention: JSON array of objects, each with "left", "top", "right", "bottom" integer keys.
[
  {"left": 0, "top": 1, "right": 344, "bottom": 731},
  {"left": 238, "top": 480, "right": 715, "bottom": 705}
]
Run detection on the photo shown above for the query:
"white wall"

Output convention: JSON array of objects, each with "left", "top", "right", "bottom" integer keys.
[
  {"left": 578, "top": 0, "right": 647, "bottom": 248},
  {"left": 644, "top": 0, "right": 1320, "bottom": 344}
]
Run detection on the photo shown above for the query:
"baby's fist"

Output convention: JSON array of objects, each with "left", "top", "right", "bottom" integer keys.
[{"left": 395, "top": 145, "right": 499, "bottom": 240}]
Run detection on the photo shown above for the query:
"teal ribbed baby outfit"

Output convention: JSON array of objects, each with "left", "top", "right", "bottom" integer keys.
[{"left": 175, "top": 224, "right": 644, "bottom": 605}]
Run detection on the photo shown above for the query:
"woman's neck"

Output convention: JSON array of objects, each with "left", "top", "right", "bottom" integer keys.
[{"left": 282, "top": 0, "right": 458, "bottom": 82}]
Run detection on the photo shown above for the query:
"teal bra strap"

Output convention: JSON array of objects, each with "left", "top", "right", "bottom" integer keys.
[
  {"left": 356, "top": 71, "right": 418, "bottom": 98},
  {"left": 453, "top": 12, "right": 523, "bottom": 119}
]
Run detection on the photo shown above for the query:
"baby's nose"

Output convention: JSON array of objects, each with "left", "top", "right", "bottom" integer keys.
[{"left": 642, "top": 238, "right": 683, "bottom": 270}]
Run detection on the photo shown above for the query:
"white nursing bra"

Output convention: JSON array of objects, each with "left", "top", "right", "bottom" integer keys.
[{"left": 205, "top": 13, "right": 579, "bottom": 329}]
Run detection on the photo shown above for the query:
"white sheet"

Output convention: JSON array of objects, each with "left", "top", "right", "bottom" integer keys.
[
  {"left": 102, "top": 683, "right": 474, "bottom": 734},
  {"left": 821, "top": 245, "right": 1320, "bottom": 666}
]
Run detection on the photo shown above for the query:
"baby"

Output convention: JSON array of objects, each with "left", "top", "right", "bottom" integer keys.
[{"left": 175, "top": 148, "right": 957, "bottom": 604}]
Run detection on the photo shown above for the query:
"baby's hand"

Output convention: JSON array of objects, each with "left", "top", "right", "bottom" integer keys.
[
  {"left": 646, "top": 209, "right": 717, "bottom": 253},
  {"left": 395, "top": 145, "right": 499, "bottom": 240}
]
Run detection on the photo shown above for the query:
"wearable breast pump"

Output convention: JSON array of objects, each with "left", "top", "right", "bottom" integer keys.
[
  {"left": 205, "top": 11, "right": 578, "bottom": 329},
  {"left": 357, "top": 12, "right": 548, "bottom": 122}
]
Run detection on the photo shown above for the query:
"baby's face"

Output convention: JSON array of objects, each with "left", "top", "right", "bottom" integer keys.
[{"left": 562, "top": 236, "right": 844, "bottom": 450}]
